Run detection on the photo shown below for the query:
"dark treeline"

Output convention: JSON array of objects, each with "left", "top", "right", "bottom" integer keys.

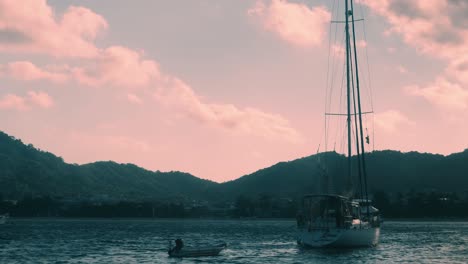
[
  {"left": 0, "top": 196, "right": 185, "bottom": 218},
  {"left": 2, "top": 191, "right": 468, "bottom": 219},
  {"left": 373, "top": 190, "right": 468, "bottom": 219},
  {"left": 0, "top": 194, "right": 296, "bottom": 218},
  {"left": 232, "top": 195, "right": 297, "bottom": 218}
]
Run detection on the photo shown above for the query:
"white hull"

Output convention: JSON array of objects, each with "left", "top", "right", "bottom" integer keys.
[
  {"left": 297, "top": 226, "right": 380, "bottom": 248},
  {"left": 168, "top": 243, "right": 227, "bottom": 258}
]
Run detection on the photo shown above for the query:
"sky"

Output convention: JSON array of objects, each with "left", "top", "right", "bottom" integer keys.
[{"left": 1, "top": 0, "right": 467, "bottom": 182}]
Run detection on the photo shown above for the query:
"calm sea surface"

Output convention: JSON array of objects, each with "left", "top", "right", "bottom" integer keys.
[{"left": 0, "top": 219, "right": 467, "bottom": 263}]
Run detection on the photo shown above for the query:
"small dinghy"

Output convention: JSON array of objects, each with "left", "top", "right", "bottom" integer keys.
[{"left": 168, "top": 239, "right": 227, "bottom": 258}]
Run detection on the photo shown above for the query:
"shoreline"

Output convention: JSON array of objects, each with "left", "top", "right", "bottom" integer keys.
[{"left": 4, "top": 216, "right": 468, "bottom": 222}]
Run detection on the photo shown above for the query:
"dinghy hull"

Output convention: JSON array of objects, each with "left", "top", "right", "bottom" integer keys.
[{"left": 168, "top": 243, "right": 227, "bottom": 258}]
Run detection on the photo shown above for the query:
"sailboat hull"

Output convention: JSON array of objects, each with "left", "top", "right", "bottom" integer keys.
[{"left": 297, "top": 226, "right": 380, "bottom": 248}]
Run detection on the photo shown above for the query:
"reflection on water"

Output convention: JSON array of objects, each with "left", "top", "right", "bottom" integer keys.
[{"left": 0, "top": 219, "right": 467, "bottom": 263}]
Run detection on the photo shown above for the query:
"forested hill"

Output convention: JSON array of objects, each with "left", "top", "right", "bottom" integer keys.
[
  {"left": 1, "top": 130, "right": 468, "bottom": 202},
  {"left": 222, "top": 150, "right": 468, "bottom": 199},
  {"left": 0, "top": 131, "right": 216, "bottom": 200}
]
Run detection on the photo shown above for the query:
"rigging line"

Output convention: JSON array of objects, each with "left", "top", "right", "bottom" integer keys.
[
  {"left": 363, "top": 112, "right": 374, "bottom": 152},
  {"left": 327, "top": 27, "right": 345, "bottom": 116},
  {"left": 326, "top": 6, "right": 338, "bottom": 152},
  {"left": 359, "top": 2, "right": 374, "bottom": 112},
  {"left": 351, "top": 19, "right": 372, "bottom": 113},
  {"left": 351, "top": 0, "right": 370, "bottom": 218},
  {"left": 340, "top": 121, "right": 346, "bottom": 155},
  {"left": 348, "top": 120, "right": 358, "bottom": 198},
  {"left": 372, "top": 111, "right": 375, "bottom": 151},
  {"left": 326, "top": 0, "right": 337, "bottom": 95},
  {"left": 333, "top": 51, "right": 347, "bottom": 154},
  {"left": 359, "top": 1, "right": 376, "bottom": 154},
  {"left": 328, "top": 29, "right": 346, "bottom": 156},
  {"left": 364, "top": 113, "right": 369, "bottom": 146},
  {"left": 356, "top": 61, "right": 372, "bottom": 114},
  {"left": 327, "top": 0, "right": 344, "bottom": 113},
  {"left": 324, "top": 0, "right": 337, "bottom": 153},
  {"left": 358, "top": 58, "right": 372, "bottom": 112}
]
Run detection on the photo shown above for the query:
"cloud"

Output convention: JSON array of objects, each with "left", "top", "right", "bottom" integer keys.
[
  {"left": 27, "top": 90, "right": 54, "bottom": 108},
  {"left": 154, "top": 77, "right": 303, "bottom": 143},
  {"left": 0, "top": 0, "right": 107, "bottom": 58},
  {"left": 248, "top": 0, "right": 331, "bottom": 47},
  {"left": 127, "top": 93, "right": 143, "bottom": 104},
  {"left": 72, "top": 46, "right": 160, "bottom": 88},
  {"left": 0, "top": 93, "right": 28, "bottom": 111},
  {"left": 361, "top": 0, "right": 468, "bottom": 60},
  {"left": 1, "top": 52, "right": 301, "bottom": 143},
  {"left": 404, "top": 78, "right": 468, "bottom": 110},
  {"left": 0, "top": 0, "right": 302, "bottom": 143},
  {"left": 1, "top": 61, "right": 69, "bottom": 83},
  {"left": 0, "top": 90, "right": 53, "bottom": 110},
  {"left": 356, "top": 40, "right": 367, "bottom": 48},
  {"left": 445, "top": 54, "right": 468, "bottom": 85},
  {"left": 331, "top": 44, "right": 345, "bottom": 57},
  {"left": 361, "top": 0, "right": 468, "bottom": 111},
  {"left": 397, "top": 65, "right": 408, "bottom": 74},
  {"left": 374, "top": 110, "right": 413, "bottom": 133},
  {"left": 2, "top": 46, "right": 160, "bottom": 88}
]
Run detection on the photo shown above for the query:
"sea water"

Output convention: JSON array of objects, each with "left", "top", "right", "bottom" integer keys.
[{"left": 1, "top": 219, "right": 467, "bottom": 263}]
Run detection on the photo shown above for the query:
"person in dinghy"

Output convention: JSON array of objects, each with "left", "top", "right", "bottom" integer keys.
[{"left": 168, "top": 238, "right": 184, "bottom": 254}]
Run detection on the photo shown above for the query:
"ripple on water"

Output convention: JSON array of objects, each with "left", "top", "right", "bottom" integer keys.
[{"left": 0, "top": 219, "right": 468, "bottom": 263}]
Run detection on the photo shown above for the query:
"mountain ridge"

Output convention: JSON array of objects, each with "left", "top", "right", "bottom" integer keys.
[{"left": 1, "top": 130, "right": 467, "bottom": 201}]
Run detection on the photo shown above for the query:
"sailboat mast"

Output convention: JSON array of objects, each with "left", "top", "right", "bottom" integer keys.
[
  {"left": 345, "top": 0, "right": 352, "bottom": 194},
  {"left": 350, "top": 0, "right": 370, "bottom": 217}
]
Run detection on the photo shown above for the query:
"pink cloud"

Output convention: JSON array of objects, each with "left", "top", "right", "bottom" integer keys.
[
  {"left": 72, "top": 46, "right": 160, "bottom": 88},
  {"left": 361, "top": 1, "right": 468, "bottom": 111},
  {"left": 0, "top": 47, "right": 160, "bottom": 89},
  {"left": 404, "top": 78, "right": 468, "bottom": 110},
  {"left": 361, "top": 0, "right": 468, "bottom": 60},
  {"left": 127, "top": 93, "right": 143, "bottom": 104},
  {"left": 0, "top": 0, "right": 301, "bottom": 143},
  {"left": 0, "top": 0, "right": 107, "bottom": 58},
  {"left": 374, "top": 110, "right": 413, "bottom": 133},
  {"left": 0, "top": 90, "right": 54, "bottom": 110},
  {"left": 445, "top": 55, "right": 468, "bottom": 85},
  {"left": 1, "top": 50, "right": 301, "bottom": 142},
  {"left": 397, "top": 65, "right": 408, "bottom": 74},
  {"left": 331, "top": 44, "right": 345, "bottom": 57},
  {"left": 248, "top": 0, "right": 331, "bottom": 47},
  {"left": 2, "top": 46, "right": 159, "bottom": 88},
  {"left": 1, "top": 61, "right": 69, "bottom": 83},
  {"left": 0, "top": 93, "right": 28, "bottom": 111},
  {"left": 356, "top": 40, "right": 367, "bottom": 48},
  {"left": 27, "top": 90, "right": 54, "bottom": 108},
  {"left": 154, "top": 77, "right": 303, "bottom": 143}
]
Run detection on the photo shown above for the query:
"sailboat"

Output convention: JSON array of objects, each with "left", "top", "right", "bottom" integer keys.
[{"left": 296, "top": 0, "right": 381, "bottom": 248}]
